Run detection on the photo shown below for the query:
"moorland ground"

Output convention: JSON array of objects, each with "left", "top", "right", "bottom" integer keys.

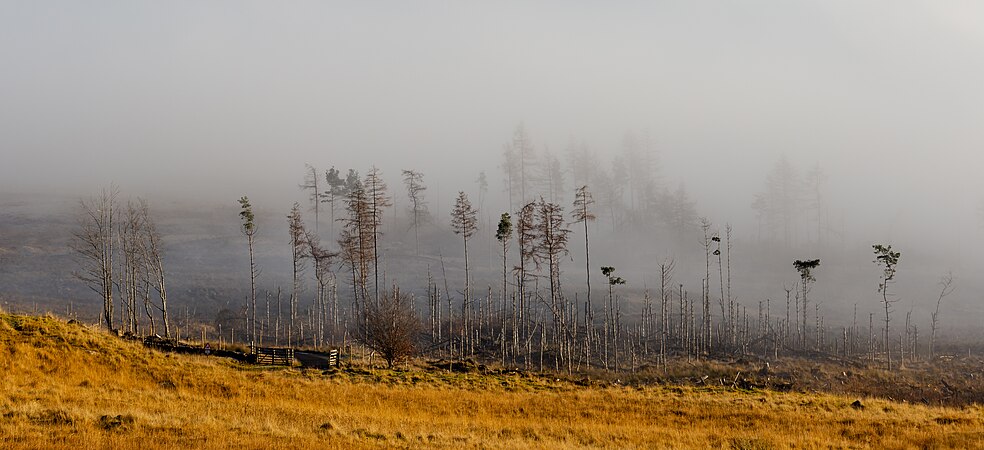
[{"left": 1, "top": 312, "right": 983, "bottom": 449}]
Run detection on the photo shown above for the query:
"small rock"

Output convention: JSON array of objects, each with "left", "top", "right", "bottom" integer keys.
[{"left": 850, "top": 400, "right": 864, "bottom": 410}]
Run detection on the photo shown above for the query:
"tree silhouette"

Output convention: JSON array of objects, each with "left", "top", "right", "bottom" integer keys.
[
  {"left": 873, "top": 244, "right": 900, "bottom": 370},
  {"left": 402, "top": 169, "right": 428, "bottom": 255},
  {"left": 793, "top": 258, "right": 821, "bottom": 349},
  {"left": 73, "top": 186, "right": 119, "bottom": 331},
  {"left": 364, "top": 167, "right": 391, "bottom": 303},
  {"left": 287, "top": 202, "right": 307, "bottom": 346},
  {"left": 571, "top": 185, "right": 596, "bottom": 354},
  {"left": 238, "top": 196, "right": 259, "bottom": 343},
  {"left": 601, "top": 266, "right": 625, "bottom": 372},
  {"left": 495, "top": 212, "right": 512, "bottom": 342},
  {"left": 322, "top": 166, "right": 348, "bottom": 238},
  {"left": 930, "top": 272, "right": 954, "bottom": 359},
  {"left": 451, "top": 191, "right": 478, "bottom": 353},
  {"left": 300, "top": 164, "right": 322, "bottom": 234}
]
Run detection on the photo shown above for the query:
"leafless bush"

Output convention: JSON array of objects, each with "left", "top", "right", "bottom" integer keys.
[{"left": 360, "top": 287, "right": 421, "bottom": 368}]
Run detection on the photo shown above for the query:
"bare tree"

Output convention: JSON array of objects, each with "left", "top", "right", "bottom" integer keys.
[
  {"left": 287, "top": 202, "right": 307, "bottom": 346},
  {"left": 304, "top": 227, "right": 337, "bottom": 347},
  {"left": 139, "top": 200, "right": 171, "bottom": 338},
  {"left": 753, "top": 155, "right": 802, "bottom": 246},
  {"left": 239, "top": 196, "right": 259, "bottom": 343},
  {"left": 805, "top": 163, "right": 827, "bottom": 244},
  {"left": 658, "top": 259, "right": 675, "bottom": 371},
  {"left": 300, "top": 164, "right": 322, "bottom": 234},
  {"left": 571, "top": 185, "right": 596, "bottom": 350},
  {"left": 451, "top": 191, "right": 479, "bottom": 353},
  {"left": 699, "top": 217, "right": 712, "bottom": 354},
  {"left": 116, "top": 200, "right": 146, "bottom": 334},
  {"left": 364, "top": 167, "right": 391, "bottom": 303},
  {"left": 514, "top": 201, "right": 537, "bottom": 362},
  {"left": 339, "top": 184, "right": 373, "bottom": 310},
  {"left": 601, "top": 266, "right": 625, "bottom": 372},
  {"left": 402, "top": 169, "right": 428, "bottom": 255},
  {"left": 929, "top": 272, "right": 954, "bottom": 359},
  {"left": 539, "top": 151, "right": 566, "bottom": 204},
  {"left": 360, "top": 286, "right": 421, "bottom": 368},
  {"left": 476, "top": 171, "right": 489, "bottom": 211},
  {"left": 512, "top": 124, "right": 537, "bottom": 206},
  {"left": 535, "top": 198, "right": 571, "bottom": 370},
  {"left": 873, "top": 244, "right": 900, "bottom": 370},
  {"left": 73, "top": 187, "right": 119, "bottom": 331}
]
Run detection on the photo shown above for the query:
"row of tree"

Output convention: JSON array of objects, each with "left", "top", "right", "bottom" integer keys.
[{"left": 73, "top": 186, "right": 171, "bottom": 337}]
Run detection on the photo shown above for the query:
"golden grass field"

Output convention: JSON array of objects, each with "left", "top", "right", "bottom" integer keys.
[{"left": 1, "top": 313, "right": 983, "bottom": 449}]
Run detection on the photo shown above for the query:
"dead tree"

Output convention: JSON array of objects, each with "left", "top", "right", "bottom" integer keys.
[
  {"left": 534, "top": 198, "right": 571, "bottom": 371},
  {"left": 364, "top": 167, "right": 391, "bottom": 303},
  {"left": 305, "top": 227, "right": 337, "bottom": 347},
  {"left": 571, "top": 185, "right": 596, "bottom": 356},
  {"left": 287, "top": 202, "right": 307, "bottom": 346},
  {"left": 699, "top": 217, "right": 712, "bottom": 354},
  {"left": 713, "top": 232, "right": 725, "bottom": 351},
  {"left": 402, "top": 169, "right": 428, "bottom": 255},
  {"left": 873, "top": 244, "right": 900, "bottom": 370},
  {"left": 930, "top": 272, "right": 954, "bottom": 359},
  {"left": 512, "top": 124, "right": 537, "bottom": 206},
  {"left": 450, "top": 191, "right": 479, "bottom": 354},
  {"left": 658, "top": 260, "right": 675, "bottom": 371},
  {"left": 139, "top": 200, "right": 170, "bottom": 338},
  {"left": 601, "top": 266, "right": 625, "bottom": 372},
  {"left": 300, "top": 164, "right": 322, "bottom": 234},
  {"left": 73, "top": 186, "right": 119, "bottom": 331},
  {"left": 726, "top": 224, "right": 734, "bottom": 349},
  {"left": 514, "top": 201, "right": 537, "bottom": 362},
  {"left": 116, "top": 200, "right": 146, "bottom": 334}
]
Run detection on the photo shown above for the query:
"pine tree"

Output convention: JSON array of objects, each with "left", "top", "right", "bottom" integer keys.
[
  {"left": 238, "top": 196, "right": 258, "bottom": 342},
  {"left": 873, "top": 244, "right": 900, "bottom": 370}
]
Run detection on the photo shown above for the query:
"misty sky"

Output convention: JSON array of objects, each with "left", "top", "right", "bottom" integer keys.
[{"left": 2, "top": 1, "right": 984, "bottom": 251}]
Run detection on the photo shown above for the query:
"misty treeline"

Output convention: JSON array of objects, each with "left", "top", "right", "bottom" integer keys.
[
  {"left": 72, "top": 125, "right": 958, "bottom": 373},
  {"left": 72, "top": 185, "right": 171, "bottom": 338}
]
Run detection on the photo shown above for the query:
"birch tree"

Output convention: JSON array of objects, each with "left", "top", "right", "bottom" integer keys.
[{"left": 73, "top": 186, "right": 119, "bottom": 330}]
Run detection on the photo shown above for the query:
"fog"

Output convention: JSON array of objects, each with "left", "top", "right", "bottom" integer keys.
[{"left": 2, "top": 2, "right": 984, "bottom": 329}]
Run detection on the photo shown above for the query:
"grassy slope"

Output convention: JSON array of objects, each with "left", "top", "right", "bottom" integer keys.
[{"left": 1, "top": 313, "right": 982, "bottom": 449}]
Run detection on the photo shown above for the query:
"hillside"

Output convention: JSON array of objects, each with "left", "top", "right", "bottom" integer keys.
[{"left": 1, "top": 312, "right": 983, "bottom": 449}]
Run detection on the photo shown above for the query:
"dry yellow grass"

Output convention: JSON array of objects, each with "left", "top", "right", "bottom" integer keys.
[{"left": 1, "top": 313, "right": 983, "bottom": 449}]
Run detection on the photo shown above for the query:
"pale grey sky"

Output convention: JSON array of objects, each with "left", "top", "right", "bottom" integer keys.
[{"left": 2, "top": 1, "right": 983, "bottom": 248}]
